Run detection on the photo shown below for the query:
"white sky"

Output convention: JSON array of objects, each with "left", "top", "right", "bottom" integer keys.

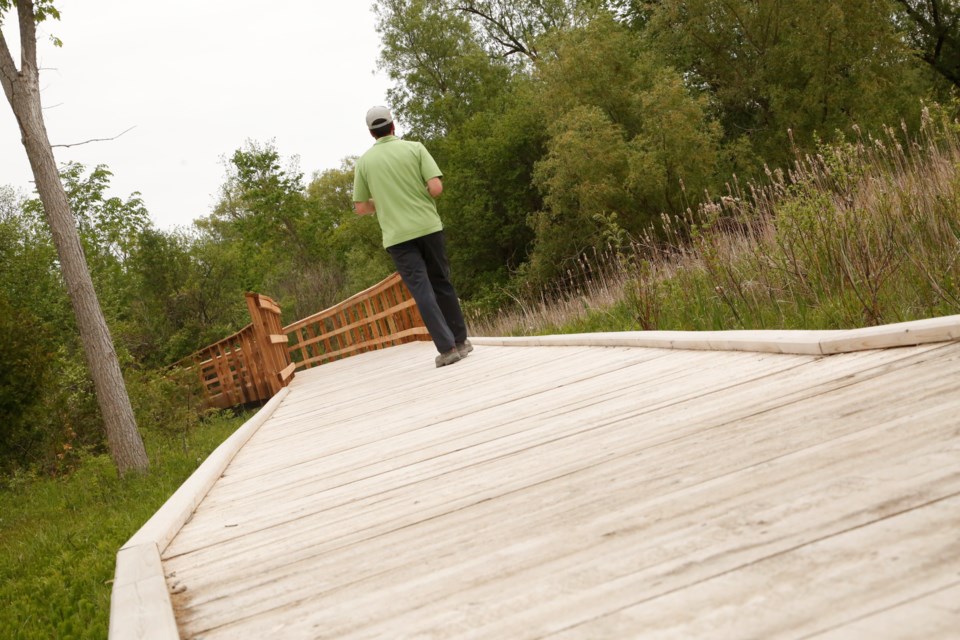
[{"left": 0, "top": 0, "right": 392, "bottom": 229}]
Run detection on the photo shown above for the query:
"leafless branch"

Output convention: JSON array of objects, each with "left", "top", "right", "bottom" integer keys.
[{"left": 52, "top": 125, "right": 136, "bottom": 148}]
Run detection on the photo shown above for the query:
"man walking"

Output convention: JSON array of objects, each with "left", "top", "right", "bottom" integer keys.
[{"left": 353, "top": 105, "right": 472, "bottom": 367}]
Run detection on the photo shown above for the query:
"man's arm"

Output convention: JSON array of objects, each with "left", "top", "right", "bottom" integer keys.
[
  {"left": 354, "top": 200, "right": 376, "bottom": 216},
  {"left": 426, "top": 177, "right": 443, "bottom": 198}
]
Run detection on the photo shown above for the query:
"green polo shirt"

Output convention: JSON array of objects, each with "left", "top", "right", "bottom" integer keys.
[{"left": 353, "top": 136, "right": 444, "bottom": 248}]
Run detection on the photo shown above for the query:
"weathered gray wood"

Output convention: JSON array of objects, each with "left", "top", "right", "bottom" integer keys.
[
  {"left": 109, "top": 389, "right": 290, "bottom": 639},
  {"left": 148, "top": 337, "right": 960, "bottom": 639},
  {"left": 109, "top": 543, "right": 179, "bottom": 640},
  {"left": 470, "top": 313, "right": 960, "bottom": 355}
]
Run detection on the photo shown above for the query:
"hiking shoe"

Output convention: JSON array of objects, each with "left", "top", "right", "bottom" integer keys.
[
  {"left": 435, "top": 348, "right": 462, "bottom": 368},
  {"left": 456, "top": 339, "right": 474, "bottom": 359}
]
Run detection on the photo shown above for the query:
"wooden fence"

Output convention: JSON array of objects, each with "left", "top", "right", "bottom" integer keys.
[
  {"left": 178, "top": 273, "right": 429, "bottom": 409},
  {"left": 284, "top": 271, "right": 430, "bottom": 370}
]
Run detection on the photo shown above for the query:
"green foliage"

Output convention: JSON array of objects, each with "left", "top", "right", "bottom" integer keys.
[
  {"left": 4, "top": 0, "right": 959, "bottom": 485},
  {"left": 476, "top": 108, "right": 960, "bottom": 337},
  {"left": 0, "top": 291, "right": 50, "bottom": 470},
  {"left": 307, "top": 160, "right": 394, "bottom": 296},
  {"left": 0, "top": 412, "right": 248, "bottom": 639},
  {"left": 645, "top": 0, "right": 936, "bottom": 167},
  {"left": 525, "top": 15, "right": 721, "bottom": 283},
  {"left": 0, "top": 0, "right": 60, "bottom": 26},
  {"left": 375, "top": 0, "right": 510, "bottom": 138},
  {"left": 893, "top": 0, "right": 960, "bottom": 89},
  {"left": 455, "top": 0, "right": 604, "bottom": 61},
  {"left": 437, "top": 85, "right": 545, "bottom": 296},
  {"left": 530, "top": 105, "right": 634, "bottom": 280}
]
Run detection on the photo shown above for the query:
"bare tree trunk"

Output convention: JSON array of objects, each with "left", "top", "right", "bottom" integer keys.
[{"left": 0, "top": 1, "right": 148, "bottom": 475}]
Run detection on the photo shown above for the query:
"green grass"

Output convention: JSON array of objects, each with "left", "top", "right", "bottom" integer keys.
[{"left": 0, "top": 411, "right": 250, "bottom": 639}]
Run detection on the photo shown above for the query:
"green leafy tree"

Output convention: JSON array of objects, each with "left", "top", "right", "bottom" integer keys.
[
  {"left": 893, "top": 0, "right": 960, "bottom": 89},
  {"left": 0, "top": 189, "right": 54, "bottom": 471},
  {"left": 437, "top": 88, "right": 545, "bottom": 297},
  {"left": 646, "top": 0, "right": 934, "bottom": 165},
  {"left": 0, "top": 1, "right": 147, "bottom": 475},
  {"left": 60, "top": 163, "right": 150, "bottom": 265},
  {"left": 375, "top": 0, "right": 510, "bottom": 138},
  {"left": 530, "top": 105, "right": 634, "bottom": 281},
  {"left": 306, "top": 160, "right": 393, "bottom": 296},
  {"left": 453, "top": 0, "right": 603, "bottom": 61},
  {"left": 202, "top": 142, "right": 357, "bottom": 321},
  {"left": 526, "top": 15, "right": 720, "bottom": 282}
]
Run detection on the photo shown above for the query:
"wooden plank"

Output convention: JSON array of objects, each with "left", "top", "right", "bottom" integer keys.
[
  {"left": 809, "top": 582, "right": 960, "bottom": 639},
  {"left": 165, "top": 342, "right": 960, "bottom": 636},
  {"left": 277, "top": 362, "right": 295, "bottom": 384},
  {"left": 293, "top": 325, "right": 429, "bottom": 368},
  {"left": 538, "top": 496, "right": 960, "bottom": 640},
  {"left": 170, "top": 347, "right": 954, "bottom": 561},
  {"left": 246, "top": 293, "right": 280, "bottom": 396},
  {"left": 201, "top": 344, "right": 938, "bottom": 483},
  {"left": 123, "top": 389, "right": 291, "bottom": 554},
  {"left": 282, "top": 272, "right": 405, "bottom": 335},
  {"left": 256, "top": 296, "right": 281, "bottom": 316},
  {"left": 141, "top": 338, "right": 960, "bottom": 638},
  {"left": 109, "top": 543, "right": 179, "bottom": 640},
  {"left": 470, "top": 314, "right": 960, "bottom": 355},
  {"left": 172, "top": 405, "right": 960, "bottom": 636}
]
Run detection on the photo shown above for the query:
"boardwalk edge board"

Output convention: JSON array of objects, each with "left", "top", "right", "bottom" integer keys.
[
  {"left": 109, "top": 388, "right": 291, "bottom": 640},
  {"left": 470, "top": 314, "right": 960, "bottom": 355}
]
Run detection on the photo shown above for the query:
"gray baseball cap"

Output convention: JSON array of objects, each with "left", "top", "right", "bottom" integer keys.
[{"left": 365, "top": 105, "right": 394, "bottom": 129}]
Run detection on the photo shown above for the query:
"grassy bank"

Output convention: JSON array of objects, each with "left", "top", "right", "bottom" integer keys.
[
  {"left": 471, "top": 107, "right": 960, "bottom": 337},
  {"left": 0, "top": 411, "right": 250, "bottom": 639}
]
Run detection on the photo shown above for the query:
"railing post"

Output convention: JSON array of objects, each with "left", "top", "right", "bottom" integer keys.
[
  {"left": 179, "top": 274, "right": 428, "bottom": 410},
  {"left": 245, "top": 293, "right": 295, "bottom": 396}
]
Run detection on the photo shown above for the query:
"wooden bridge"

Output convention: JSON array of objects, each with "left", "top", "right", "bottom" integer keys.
[{"left": 111, "top": 284, "right": 960, "bottom": 638}]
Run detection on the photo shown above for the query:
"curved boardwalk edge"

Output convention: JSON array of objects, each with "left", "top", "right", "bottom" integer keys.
[
  {"left": 109, "top": 388, "right": 291, "bottom": 640},
  {"left": 470, "top": 314, "right": 960, "bottom": 354}
]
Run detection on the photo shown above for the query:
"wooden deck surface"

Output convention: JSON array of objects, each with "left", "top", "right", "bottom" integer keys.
[{"left": 159, "top": 339, "right": 960, "bottom": 639}]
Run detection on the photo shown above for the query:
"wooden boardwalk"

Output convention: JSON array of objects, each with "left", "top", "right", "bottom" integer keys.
[{"left": 113, "top": 323, "right": 960, "bottom": 639}]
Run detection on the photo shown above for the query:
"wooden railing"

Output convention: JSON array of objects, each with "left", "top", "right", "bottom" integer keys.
[
  {"left": 284, "top": 271, "right": 430, "bottom": 370},
  {"left": 178, "top": 273, "right": 429, "bottom": 409}
]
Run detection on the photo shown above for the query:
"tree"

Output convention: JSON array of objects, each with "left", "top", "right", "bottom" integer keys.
[
  {"left": 0, "top": 1, "right": 148, "bottom": 475},
  {"left": 203, "top": 141, "right": 351, "bottom": 319},
  {"left": 437, "top": 91, "right": 544, "bottom": 296},
  {"left": 894, "top": 0, "right": 960, "bottom": 89},
  {"left": 524, "top": 14, "right": 720, "bottom": 282},
  {"left": 453, "top": 0, "right": 602, "bottom": 61},
  {"left": 645, "top": 0, "right": 933, "bottom": 166},
  {"left": 307, "top": 160, "right": 394, "bottom": 296},
  {"left": 375, "top": 0, "right": 510, "bottom": 138}
]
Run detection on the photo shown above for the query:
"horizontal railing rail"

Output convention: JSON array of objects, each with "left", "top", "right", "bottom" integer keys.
[
  {"left": 176, "top": 273, "right": 429, "bottom": 408},
  {"left": 284, "top": 272, "right": 430, "bottom": 370}
]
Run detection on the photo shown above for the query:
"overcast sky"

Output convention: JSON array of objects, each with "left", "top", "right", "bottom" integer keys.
[{"left": 1, "top": 0, "right": 392, "bottom": 229}]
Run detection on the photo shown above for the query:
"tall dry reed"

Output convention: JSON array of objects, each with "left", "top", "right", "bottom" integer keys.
[{"left": 471, "top": 106, "right": 960, "bottom": 336}]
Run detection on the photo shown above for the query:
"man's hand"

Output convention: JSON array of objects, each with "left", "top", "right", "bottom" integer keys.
[{"left": 354, "top": 200, "right": 376, "bottom": 216}]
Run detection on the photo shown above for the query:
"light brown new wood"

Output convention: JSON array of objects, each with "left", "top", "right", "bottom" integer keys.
[
  {"left": 154, "top": 337, "right": 960, "bottom": 639},
  {"left": 283, "top": 272, "right": 431, "bottom": 371}
]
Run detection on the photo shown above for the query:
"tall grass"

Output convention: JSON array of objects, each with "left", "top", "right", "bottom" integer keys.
[{"left": 470, "top": 106, "right": 960, "bottom": 336}]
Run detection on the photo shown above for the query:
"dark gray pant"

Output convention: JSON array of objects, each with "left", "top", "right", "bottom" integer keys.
[{"left": 387, "top": 231, "right": 467, "bottom": 353}]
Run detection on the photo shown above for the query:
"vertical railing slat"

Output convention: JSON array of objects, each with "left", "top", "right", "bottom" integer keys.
[{"left": 177, "top": 273, "right": 428, "bottom": 409}]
